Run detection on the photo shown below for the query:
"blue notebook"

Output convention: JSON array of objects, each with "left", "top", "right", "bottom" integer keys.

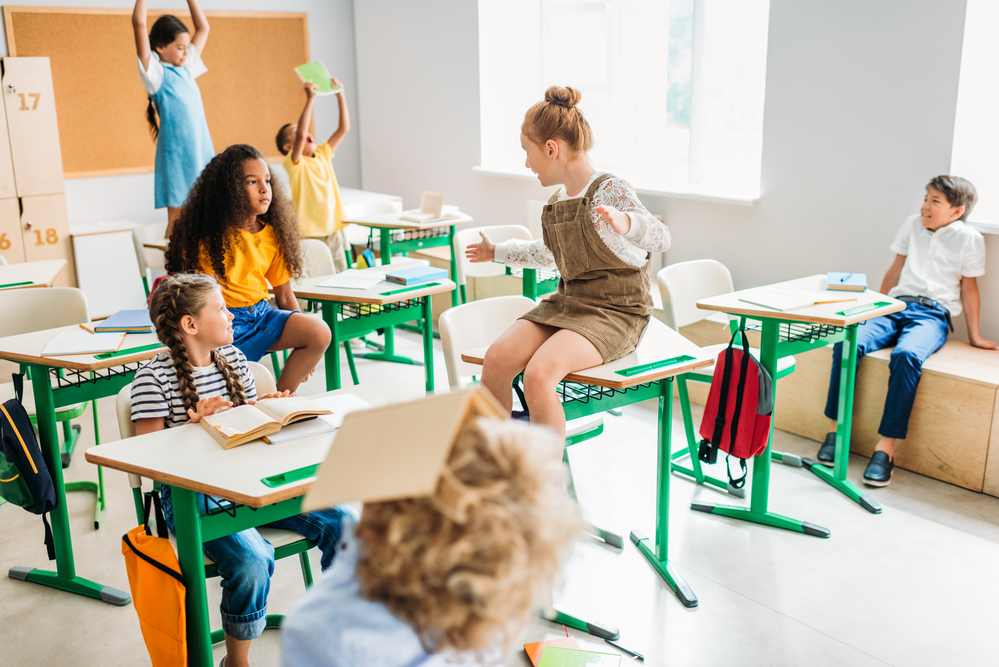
[
  {"left": 94, "top": 308, "right": 154, "bottom": 333},
  {"left": 385, "top": 265, "right": 449, "bottom": 286},
  {"left": 826, "top": 272, "right": 867, "bottom": 292}
]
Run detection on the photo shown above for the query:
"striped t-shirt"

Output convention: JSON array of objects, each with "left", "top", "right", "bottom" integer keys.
[{"left": 130, "top": 345, "right": 257, "bottom": 427}]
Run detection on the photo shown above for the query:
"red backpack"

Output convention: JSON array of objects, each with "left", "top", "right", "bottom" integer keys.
[{"left": 697, "top": 327, "right": 774, "bottom": 488}]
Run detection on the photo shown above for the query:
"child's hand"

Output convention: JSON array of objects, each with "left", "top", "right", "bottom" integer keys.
[
  {"left": 465, "top": 232, "right": 495, "bottom": 263},
  {"left": 330, "top": 76, "right": 343, "bottom": 93},
  {"left": 970, "top": 336, "right": 998, "bottom": 350},
  {"left": 304, "top": 82, "right": 318, "bottom": 99},
  {"left": 250, "top": 390, "right": 293, "bottom": 403},
  {"left": 595, "top": 205, "right": 631, "bottom": 235},
  {"left": 186, "top": 396, "right": 233, "bottom": 423}
]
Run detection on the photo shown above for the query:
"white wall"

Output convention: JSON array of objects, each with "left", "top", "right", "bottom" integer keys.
[
  {"left": 0, "top": 0, "right": 361, "bottom": 227},
  {"left": 354, "top": 0, "right": 999, "bottom": 340}
]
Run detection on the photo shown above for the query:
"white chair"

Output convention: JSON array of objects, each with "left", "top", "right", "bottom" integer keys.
[
  {"left": 0, "top": 287, "right": 107, "bottom": 526},
  {"left": 656, "top": 261, "right": 799, "bottom": 497},
  {"left": 114, "top": 362, "right": 317, "bottom": 645},
  {"left": 439, "top": 296, "right": 620, "bottom": 549},
  {"left": 0, "top": 254, "right": 7, "bottom": 265},
  {"left": 451, "top": 224, "right": 533, "bottom": 303}
]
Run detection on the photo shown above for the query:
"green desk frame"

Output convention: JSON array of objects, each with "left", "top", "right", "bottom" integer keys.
[
  {"left": 319, "top": 297, "right": 436, "bottom": 393},
  {"left": 7, "top": 361, "right": 136, "bottom": 606}
]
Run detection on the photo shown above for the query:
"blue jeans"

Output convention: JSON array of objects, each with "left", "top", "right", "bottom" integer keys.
[
  {"left": 230, "top": 299, "right": 293, "bottom": 362},
  {"left": 824, "top": 300, "right": 949, "bottom": 439},
  {"left": 160, "top": 487, "right": 346, "bottom": 640}
]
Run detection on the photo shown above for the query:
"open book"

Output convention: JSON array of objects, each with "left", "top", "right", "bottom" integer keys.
[{"left": 200, "top": 396, "right": 335, "bottom": 449}]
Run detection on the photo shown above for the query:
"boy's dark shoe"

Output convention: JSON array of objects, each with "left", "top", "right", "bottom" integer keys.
[
  {"left": 816, "top": 431, "right": 836, "bottom": 467},
  {"left": 863, "top": 451, "right": 894, "bottom": 487}
]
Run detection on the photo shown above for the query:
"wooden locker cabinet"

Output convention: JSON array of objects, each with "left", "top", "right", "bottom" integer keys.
[
  {"left": 20, "top": 194, "right": 73, "bottom": 286},
  {"left": 2, "top": 57, "right": 65, "bottom": 197},
  {"left": 0, "top": 96, "right": 16, "bottom": 200},
  {"left": 0, "top": 197, "right": 24, "bottom": 262}
]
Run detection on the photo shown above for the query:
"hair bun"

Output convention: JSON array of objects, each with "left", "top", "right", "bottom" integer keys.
[{"left": 544, "top": 85, "right": 582, "bottom": 109}]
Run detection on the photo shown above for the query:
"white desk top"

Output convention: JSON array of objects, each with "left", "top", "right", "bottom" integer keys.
[
  {"left": 294, "top": 264, "right": 455, "bottom": 305},
  {"left": 696, "top": 274, "right": 906, "bottom": 326},
  {"left": 143, "top": 239, "right": 169, "bottom": 252},
  {"left": 0, "top": 259, "right": 66, "bottom": 289},
  {"left": 0, "top": 324, "right": 162, "bottom": 371},
  {"left": 343, "top": 210, "right": 474, "bottom": 230},
  {"left": 462, "top": 318, "right": 712, "bottom": 390},
  {"left": 85, "top": 393, "right": 370, "bottom": 507}
]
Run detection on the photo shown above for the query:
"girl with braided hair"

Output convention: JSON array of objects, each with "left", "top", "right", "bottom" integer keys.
[
  {"left": 131, "top": 273, "right": 348, "bottom": 667},
  {"left": 166, "top": 143, "right": 331, "bottom": 392}
]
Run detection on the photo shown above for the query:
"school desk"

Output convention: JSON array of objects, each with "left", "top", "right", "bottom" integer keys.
[
  {"left": 86, "top": 393, "right": 369, "bottom": 667},
  {"left": 0, "top": 258, "right": 66, "bottom": 290},
  {"left": 694, "top": 274, "right": 906, "bottom": 522},
  {"left": 0, "top": 325, "right": 162, "bottom": 605}
]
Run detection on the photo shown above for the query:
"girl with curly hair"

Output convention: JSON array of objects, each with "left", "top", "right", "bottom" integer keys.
[
  {"left": 281, "top": 415, "right": 582, "bottom": 666},
  {"left": 132, "top": 273, "right": 348, "bottom": 667},
  {"left": 166, "top": 143, "right": 331, "bottom": 392}
]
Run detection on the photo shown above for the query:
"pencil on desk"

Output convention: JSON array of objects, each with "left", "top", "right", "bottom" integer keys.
[{"left": 78, "top": 322, "right": 95, "bottom": 334}]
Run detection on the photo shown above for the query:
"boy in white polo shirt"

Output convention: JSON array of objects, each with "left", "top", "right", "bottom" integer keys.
[{"left": 817, "top": 175, "right": 994, "bottom": 486}]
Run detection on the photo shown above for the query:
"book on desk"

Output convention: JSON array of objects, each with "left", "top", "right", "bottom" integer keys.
[
  {"left": 200, "top": 396, "right": 336, "bottom": 449},
  {"left": 825, "top": 272, "right": 868, "bottom": 292},
  {"left": 385, "top": 265, "right": 449, "bottom": 286}
]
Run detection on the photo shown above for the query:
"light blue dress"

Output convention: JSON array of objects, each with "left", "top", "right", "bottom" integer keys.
[{"left": 139, "top": 45, "right": 215, "bottom": 209}]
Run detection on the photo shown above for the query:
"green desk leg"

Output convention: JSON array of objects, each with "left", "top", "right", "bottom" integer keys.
[
  {"left": 8, "top": 365, "right": 130, "bottom": 606},
  {"left": 321, "top": 302, "right": 344, "bottom": 391},
  {"left": 172, "top": 487, "right": 214, "bottom": 667},
  {"left": 523, "top": 268, "right": 538, "bottom": 300},
  {"left": 448, "top": 224, "right": 460, "bottom": 306},
  {"left": 670, "top": 376, "right": 745, "bottom": 498},
  {"left": 421, "top": 296, "right": 435, "bottom": 393},
  {"left": 631, "top": 378, "right": 698, "bottom": 607},
  {"left": 801, "top": 323, "right": 882, "bottom": 514},
  {"left": 690, "top": 320, "right": 831, "bottom": 538}
]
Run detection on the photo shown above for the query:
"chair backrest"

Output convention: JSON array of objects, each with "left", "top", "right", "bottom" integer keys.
[
  {"left": 247, "top": 361, "right": 277, "bottom": 395},
  {"left": 439, "top": 295, "right": 536, "bottom": 388},
  {"left": 452, "top": 225, "right": 534, "bottom": 283},
  {"left": 0, "top": 287, "right": 89, "bottom": 336},
  {"left": 656, "top": 260, "right": 734, "bottom": 329},
  {"left": 300, "top": 239, "right": 337, "bottom": 277}
]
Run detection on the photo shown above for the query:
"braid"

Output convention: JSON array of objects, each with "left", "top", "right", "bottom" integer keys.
[
  {"left": 212, "top": 349, "right": 247, "bottom": 407},
  {"left": 155, "top": 284, "right": 200, "bottom": 414}
]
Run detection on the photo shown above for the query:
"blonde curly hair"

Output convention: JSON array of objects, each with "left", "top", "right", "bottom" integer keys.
[{"left": 355, "top": 416, "right": 582, "bottom": 655}]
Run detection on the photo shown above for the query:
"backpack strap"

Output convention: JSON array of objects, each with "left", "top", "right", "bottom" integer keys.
[
  {"left": 142, "top": 491, "right": 169, "bottom": 538},
  {"left": 709, "top": 326, "right": 746, "bottom": 447}
]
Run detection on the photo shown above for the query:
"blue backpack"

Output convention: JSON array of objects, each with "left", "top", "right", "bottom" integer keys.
[{"left": 0, "top": 373, "right": 56, "bottom": 559}]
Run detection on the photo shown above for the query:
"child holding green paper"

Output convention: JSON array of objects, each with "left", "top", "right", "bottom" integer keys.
[
  {"left": 818, "top": 175, "right": 994, "bottom": 486},
  {"left": 276, "top": 76, "right": 351, "bottom": 272}
]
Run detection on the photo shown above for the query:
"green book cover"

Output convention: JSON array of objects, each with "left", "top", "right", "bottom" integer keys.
[
  {"left": 294, "top": 60, "right": 342, "bottom": 95},
  {"left": 537, "top": 646, "right": 622, "bottom": 667}
]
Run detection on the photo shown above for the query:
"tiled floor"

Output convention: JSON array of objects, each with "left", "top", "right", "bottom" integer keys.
[{"left": 2, "top": 330, "right": 998, "bottom": 666}]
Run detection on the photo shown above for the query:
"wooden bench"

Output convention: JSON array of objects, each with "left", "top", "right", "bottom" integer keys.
[{"left": 675, "top": 317, "right": 999, "bottom": 494}]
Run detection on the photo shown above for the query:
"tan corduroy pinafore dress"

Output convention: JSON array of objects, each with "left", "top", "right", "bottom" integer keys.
[{"left": 521, "top": 173, "right": 652, "bottom": 362}]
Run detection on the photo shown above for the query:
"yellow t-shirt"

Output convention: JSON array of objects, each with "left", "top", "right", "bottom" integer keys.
[
  {"left": 199, "top": 225, "right": 292, "bottom": 308},
  {"left": 283, "top": 142, "right": 345, "bottom": 238}
]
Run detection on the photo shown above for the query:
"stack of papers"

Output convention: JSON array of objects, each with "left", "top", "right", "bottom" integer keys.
[
  {"left": 42, "top": 330, "right": 126, "bottom": 357},
  {"left": 318, "top": 270, "right": 385, "bottom": 290}
]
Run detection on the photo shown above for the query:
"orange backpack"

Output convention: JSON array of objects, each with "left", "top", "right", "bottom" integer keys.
[{"left": 121, "top": 492, "right": 187, "bottom": 667}]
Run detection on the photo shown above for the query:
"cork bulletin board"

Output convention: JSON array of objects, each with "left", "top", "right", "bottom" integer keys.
[{"left": 4, "top": 6, "right": 309, "bottom": 177}]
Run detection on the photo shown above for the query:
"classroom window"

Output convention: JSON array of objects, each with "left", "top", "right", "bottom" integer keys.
[
  {"left": 477, "top": 0, "right": 770, "bottom": 200},
  {"left": 951, "top": 0, "right": 998, "bottom": 227}
]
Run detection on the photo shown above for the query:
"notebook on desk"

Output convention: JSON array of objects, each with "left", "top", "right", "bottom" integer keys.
[
  {"left": 94, "top": 309, "right": 153, "bottom": 333},
  {"left": 825, "top": 272, "right": 868, "bottom": 292},
  {"left": 318, "top": 269, "right": 385, "bottom": 290},
  {"left": 41, "top": 330, "right": 126, "bottom": 357},
  {"left": 385, "top": 265, "right": 449, "bottom": 286},
  {"left": 738, "top": 288, "right": 856, "bottom": 312}
]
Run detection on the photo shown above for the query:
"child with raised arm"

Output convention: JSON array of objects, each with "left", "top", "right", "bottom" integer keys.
[{"left": 276, "top": 79, "right": 351, "bottom": 271}]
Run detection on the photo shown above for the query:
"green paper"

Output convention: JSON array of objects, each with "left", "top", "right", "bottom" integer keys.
[
  {"left": 94, "top": 342, "right": 162, "bottom": 360},
  {"left": 294, "top": 61, "right": 342, "bottom": 94},
  {"left": 615, "top": 354, "right": 695, "bottom": 377},
  {"left": 537, "top": 646, "right": 622, "bottom": 666}
]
